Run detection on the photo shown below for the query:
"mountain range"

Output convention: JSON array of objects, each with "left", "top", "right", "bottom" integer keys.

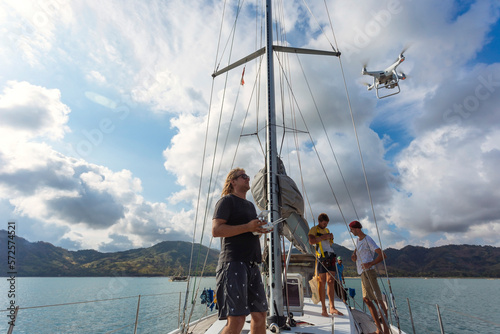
[{"left": 1, "top": 230, "right": 499, "bottom": 277}]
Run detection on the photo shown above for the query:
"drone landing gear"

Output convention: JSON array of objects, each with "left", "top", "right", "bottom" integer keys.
[{"left": 375, "top": 83, "right": 400, "bottom": 99}]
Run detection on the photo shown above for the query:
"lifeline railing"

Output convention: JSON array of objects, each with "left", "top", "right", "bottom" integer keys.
[
  {"left": 399, "top": 297, "right": 499, "bottom": 334},
  {"left": 347, "top": 292, "right": 500, "bottom": 334},
  {"left": 4, "top": 288, "right": 499, "bottom": 333},
  {"left": 1, "top": 291, "right": 214, "bottom": 333}
]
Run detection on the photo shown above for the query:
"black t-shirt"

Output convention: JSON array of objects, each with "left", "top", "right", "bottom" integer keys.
[{"left": 213, "top": 194, "right": 262, "bottom": 263}]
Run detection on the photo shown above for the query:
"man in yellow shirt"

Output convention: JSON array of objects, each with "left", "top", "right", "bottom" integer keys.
[{"left": 308, "top": 213, "right": 343, "bottom": 317}]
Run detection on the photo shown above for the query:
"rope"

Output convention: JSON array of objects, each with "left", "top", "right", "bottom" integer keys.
[
  {"left": 316, "top": 0, "right": 402, "bottom": 329},
  {"left": 183, "top": 0, "right": 266, "bottom": 331},
  {"left": 180, "top": 0, "right": 246, "bottom": 331},
  {"left": 300, "top": 0, "right": 337, "bottom": 52},
  {"left": 181, "top": 0, "right": 397, "bottom": 332},
  {"left": 410, "top": 299, "right": 500, "bottom": 327},
  {"left": 232, "top": 56, "right": 266, "bottom": 167},
  {"left": 273, "top": 55, "right": 350, "bottom": 230},
  {"left": 0, "top": 292, "right": 180, "bottom": 311},
  {"left": 183, "top": 56, "right": 265, "bottom": 333},
  {"left": 295, "top": 54, "right": 360, "bottom": 221}
]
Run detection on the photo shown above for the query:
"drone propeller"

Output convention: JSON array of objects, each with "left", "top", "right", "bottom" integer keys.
[
  {"left": 358, "top": 80, "right": 374, "bottom": 90},
  {"left": 396, "top": 66, "right": 410, "bottom": 80},
  {"left": 390, "top": 44, "right": 411, "bottom": 64},
  {"left": 357, "top": 77, "right": 372, "bottom": 86},
  {"left": 400, "top": 46, "right": 409, "bottom": 55},
  {"left": 361, "top": 58, "right": 369, "bottom": 68},
  {"left": 400, "top": 71, "right": 411, "bottom": 80},
  {"left": 361, "top": 63, "right": 367, "bottom": 75},
  {"left": 399, "top": 43, "right": 411, "bottom": 58}
]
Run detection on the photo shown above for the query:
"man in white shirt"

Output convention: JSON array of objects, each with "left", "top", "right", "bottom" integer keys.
[{"left": 350, "top": 220, "right": 389, "bottom": 334}]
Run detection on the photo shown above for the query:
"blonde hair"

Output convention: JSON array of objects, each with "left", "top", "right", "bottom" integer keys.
[{"left": 221, "top": 168, "right": 245, "bottom": 196}]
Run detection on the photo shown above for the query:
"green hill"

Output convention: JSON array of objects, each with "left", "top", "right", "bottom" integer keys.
[
  {"left": 1, "top": 230, "right": 499, "bottom": 277},
  {"left": 384, "top": 244, "right": 500, "bottom": 277},
  {"left": 0, "top": 230, "right": 218, "bottom": 277}
]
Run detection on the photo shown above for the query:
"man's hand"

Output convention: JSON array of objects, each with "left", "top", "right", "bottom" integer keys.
[
  {"left": 322, "top": 233, "right": 333, "bottom": 241},
  {"left": 361, "top": 261, "right": 373, "bottom": 270},
  {"left": 213, "top": 218, "right": 271, "bottom": 238},
  {"left": 248, "top": 219, "right": 272, "bottom": 234},
  {"left": 308, "top": 231, "right": 332, "bottom": 245}
]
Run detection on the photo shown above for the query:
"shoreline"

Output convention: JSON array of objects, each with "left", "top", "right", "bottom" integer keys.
[
  {"left": 1, "top": 275, "right": 498, "bottom": 279},
  {"left": 343, "top": 276, "right": 499, "bottom": 279}
]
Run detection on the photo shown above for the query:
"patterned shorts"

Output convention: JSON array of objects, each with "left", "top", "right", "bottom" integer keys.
[{"left": 215, "top": 261, "right": 268, "bottom": 320}]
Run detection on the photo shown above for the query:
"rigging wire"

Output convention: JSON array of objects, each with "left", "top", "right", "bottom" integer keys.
[
  {"left": 232, "top": 57, "right": 267, "bottom": 167},
  {"left": 267, "top": 0, "right": 401, "bottom": 329},
  {"left": 273, "top": 0, "right": 318, "bottom": 224},
  {"left": 183, "top": 0, "right": 400, "bottom": 331},
  {"left": 300, "top": 0, "right": 337, "bottom": 52},
  {"left": 274, "top": 55, "right": 350, "bottom": 229},
  {"left": 321, "top": 0, "right": 402, "bottom": 329},
  {"left": 178, "top": 0, "right": 230, "bottom": 328},
  {"left": 214, "top": 0, "right": 247, "bottom": 72},
  {"left": 295, "top": 54, "right": 361, "bottom": 221},
  {"left": 180, "top": 0, "right": 249, "bottom": 331}
]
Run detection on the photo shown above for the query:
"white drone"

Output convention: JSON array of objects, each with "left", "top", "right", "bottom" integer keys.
[{"left": 362, "top": 50, "right": 407, "bottom": 99}]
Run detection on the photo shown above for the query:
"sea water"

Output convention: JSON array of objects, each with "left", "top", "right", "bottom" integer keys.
[
  {"left": 0, "top": 276, "right": 217, "bottom": 333},
  {"left": 1, "top": 277, "right": 499, "bottom": 333},
  {"left": 345, "top": 277, "right": 500, "bottom": 334}
]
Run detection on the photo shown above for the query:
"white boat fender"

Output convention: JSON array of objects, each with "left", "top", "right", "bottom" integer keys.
[{"left": 269, "top": 323, "right": 280, "bottom": 333}]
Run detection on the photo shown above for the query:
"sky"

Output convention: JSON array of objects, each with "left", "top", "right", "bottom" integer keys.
[{"left": 0, "top": 0, "right": 499, "bottom": 253}]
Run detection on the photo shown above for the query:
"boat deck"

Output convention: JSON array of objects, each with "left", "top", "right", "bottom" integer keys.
[
  {"left": 177, "top": 297, "right": 403, "bottom": 334},
  {"left": 188, "top": 297, "right": 357, "bottom": 334}
]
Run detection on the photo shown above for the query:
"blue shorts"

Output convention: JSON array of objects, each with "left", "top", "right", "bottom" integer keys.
[{"left": 215, "top": 261, "right": 268, "bottom": 320}]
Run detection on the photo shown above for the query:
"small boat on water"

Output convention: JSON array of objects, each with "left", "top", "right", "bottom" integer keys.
[
  {"left": 169, "top": 0, "right": 407, "bottom": 333},
  {"left": 170, "top": 276, "right": 188, "bottom": 282}
]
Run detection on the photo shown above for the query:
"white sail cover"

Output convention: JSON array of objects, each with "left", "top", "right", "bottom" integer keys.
[{"left": 251, "top": 159, "right": 314, "bottom": 255}]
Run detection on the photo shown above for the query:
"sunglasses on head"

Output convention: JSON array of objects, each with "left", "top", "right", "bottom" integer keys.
[{"left": 234, "top": 173, "right": 250, "bottom": 180}]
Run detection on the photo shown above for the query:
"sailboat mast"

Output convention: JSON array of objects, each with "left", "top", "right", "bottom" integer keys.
[{"left": 264, "top": 0, "right": 285, "bottom": 324}]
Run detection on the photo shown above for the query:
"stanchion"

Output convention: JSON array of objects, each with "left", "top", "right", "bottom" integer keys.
[
  {"left": 134, "top": 295, "right": 141, "bottom": 334},
  {"left": 436, "top": 304, "right": 445, "bottom": 334},
  {"left": 406, "top": 298, "right": 416, "bottom": 334},
  {"left": 7, "top": 306, "right": 19, "bottom": 334}
]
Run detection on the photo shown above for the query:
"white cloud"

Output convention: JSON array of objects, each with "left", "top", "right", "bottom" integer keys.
[
  {"left": 158, "top": 0, "right": 500, "bottom": 250},
  {"left": 0, "top": 138, "right": 194, "bottom": 250},
  {"left": 1, "top": 0, "right": 499, "bottom": 252},
  {"left": 1, "top": 0, "right": 74, "bottom": 67},
  {"left": 78, "top": 0, "right": 221, "bottom": 115},
  {"left": 389, "top": 125, "right": 500, "bottom": 238},
  {"left": 0, "top": 79, "right": 195, "bottom": 251},
  {"left": 87, "top": 70, "right": 107, "bottom": 84},
  {"left": 0, "top": 81, "right": 70, "bottom": 142}
]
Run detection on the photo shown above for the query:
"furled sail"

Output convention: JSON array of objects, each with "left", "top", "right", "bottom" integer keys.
[{"left": 251, "top": 158, "right": 314, "bottom": 255}]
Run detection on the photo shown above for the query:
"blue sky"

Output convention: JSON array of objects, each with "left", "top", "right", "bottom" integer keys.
[{"left": 1, "top": 0, "right": 499, "bottom": 252}]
